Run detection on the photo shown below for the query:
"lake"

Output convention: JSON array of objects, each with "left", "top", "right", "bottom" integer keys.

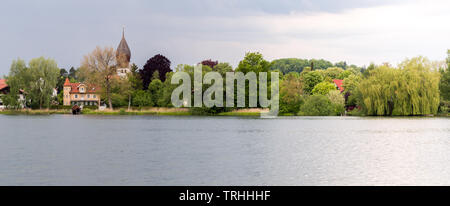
[{"left": 0, "top": 115, "right": 449, "bottom": 185}]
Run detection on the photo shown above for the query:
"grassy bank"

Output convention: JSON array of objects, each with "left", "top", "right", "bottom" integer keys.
[
  {"left": 1, "top": 108, "right": 446, "bottom": 117},
  {"left": 0, "top": 109, "right": 72, "bottom": 115},
  {"left": 82, "top": 108, "right": 191, "bottom": 116}
]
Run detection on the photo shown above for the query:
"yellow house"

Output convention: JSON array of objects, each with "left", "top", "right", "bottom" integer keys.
[{"left": 63, "top": 78, "right": 101, "bottom": 106}]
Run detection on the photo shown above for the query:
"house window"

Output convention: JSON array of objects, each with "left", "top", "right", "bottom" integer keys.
[
  {"left": 87, "top": 94, "right": 90, "bottom": 98},
  {"left": 80, "top": 87, "right": 84, "bottom": 92},
  {"left": 93, "top": 95, "right": 96, "bottom": 98},
  {"left": 75, "top": 94, "right": 78, "bottom": 98}
]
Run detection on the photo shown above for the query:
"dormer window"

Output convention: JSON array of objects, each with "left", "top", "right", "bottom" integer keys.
[{"left": 80, "top": 87, "right": 84, "bottom": 93}]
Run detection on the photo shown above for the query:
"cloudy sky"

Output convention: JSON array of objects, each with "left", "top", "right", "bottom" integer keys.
[{"left": 0, "top": 0, "right": 449, "bottom": 76}]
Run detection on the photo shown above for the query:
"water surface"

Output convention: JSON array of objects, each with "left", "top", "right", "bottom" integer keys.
[{"left": 0, "top": 115, "right": 449, "bottom": 185}]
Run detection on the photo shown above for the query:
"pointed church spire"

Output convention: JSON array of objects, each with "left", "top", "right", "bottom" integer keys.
[{"left": 116, "top": 26, "right": 131, "bottom": 68}]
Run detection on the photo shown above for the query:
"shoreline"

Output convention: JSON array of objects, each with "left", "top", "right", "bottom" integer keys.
[{"left": 0, "top": 108, "right": 448, "bottom": 117}]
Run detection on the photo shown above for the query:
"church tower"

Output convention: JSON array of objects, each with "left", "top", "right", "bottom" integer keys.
[{"left": 116, "top": 28, "right": 131, "bottom": 77}]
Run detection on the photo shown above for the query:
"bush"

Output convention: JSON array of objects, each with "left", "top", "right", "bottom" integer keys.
[
  {"left": 111, "top": 93, "right": 128, "bottom": 108},
  {"left": 132, "top": 90, "right": 153, "bottom": 107},
  {"left": 189, "top": 106, "right": 232, "bottom": 115},
  {"left": 83, "top": 105, "right": 99, "bottom": 110},
  {"left": 298, "top": 94, "right": 334, "bottom": 116}
]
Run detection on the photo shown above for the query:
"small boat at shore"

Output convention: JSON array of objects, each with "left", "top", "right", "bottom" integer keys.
[{"left": 72, "top": 105, "right": 81, "bottom": 115}]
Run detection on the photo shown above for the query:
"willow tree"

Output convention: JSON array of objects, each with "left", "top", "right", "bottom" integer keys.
[
  {"left": 80, "top": 46, "right": 117, "bottom": 109},
  {"left": 5, "top": 57, "right": 59, "bottom": 109},
  {"left": 358, "top": 57, "right": 440, "bottom": 116}
]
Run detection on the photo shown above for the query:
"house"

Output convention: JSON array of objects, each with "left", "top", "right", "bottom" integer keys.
[
  {"left": 0, "top": 79, "right": 25, "bottom": 109},
  {"left": 63, "top": 78, "right": 100, "bottom": 106},
  {"left": 0, "top": 79, "right": 7, "bottom": 109},
  {"left": 333, "top": 79, "right": 344, "bottom": 92}
]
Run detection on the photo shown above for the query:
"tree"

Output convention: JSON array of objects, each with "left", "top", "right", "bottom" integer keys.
[
  {"left": 200, "top": 59, "right": 218, "bottom": 69},
  {"left": 312, "top": 82, "right": 336, "bottom": 95},
  {"left": 363, "top": 63, "right": 376, "bottom": 77},
  {"left": 5, "top": 57, "right": 60, "bottom": 109},
  {"left": 270, "top": 58, "right": 310, "bottom": 74},
  {"left": 358, "top": 57, "right": 440, "bottom": 116},
  {"left": 310, "top": 59, "right": 333, "bottom": 70},
  {"left": 148, "top": 79, "right": 164, "bottom": 107},
  {"left": 327, "top": 90, "right": 345, "bottom": 115},
  {"left": 68, "top": 67, "right": 77, "bottom": 80},
  {"left": 140, "top": 54, "right": 171, "bottom": 90},
  {"left": 56, "top": 68, "right": 68, "bottom": 94},
  {"left": 302, "top": 71, "right": 323, "bottom": 94},
  {"left": 440, "top": 50, "right": 450, "bottom": 101},
  {"left": 236, "top": 52, "right": 270, "bottom": 74},
  {"left": 334, "top": 61, "right": 347, "bottom": 69},
  {"left": 338, "top": 70, "right": 353, "bottom": 79},
  {"left": 80, "top": 46, "right": 117, "bottom": 109},
  {"left": 321, "top": 67, "right": 344, "bottom": 80},
  {"left": 132, "top": 90, "right": 153, "bottom": 107},
  {"left": 298, "top": 94, "right": 334, "bottom": 116},
  {"left": 279, "top": 72, "right": 304, "bottom": 114},
  {"left": 235, "top": 52, "right": 272, "bottom": 108},
  {"left": 127, "top": 63, "right": 143, "bottom": 109},
  {"left": 212, "top": 62, "right": 233, "bottom": 76},
  {"left": 342, "top": 74, "right": 362, "bottom": 107}
]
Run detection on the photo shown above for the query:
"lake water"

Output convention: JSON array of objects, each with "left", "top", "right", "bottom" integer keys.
[{"left": 0, "top": 115, "right": 449, "bottom": 185}]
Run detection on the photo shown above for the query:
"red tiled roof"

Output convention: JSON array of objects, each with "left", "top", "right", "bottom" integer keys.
[
  {"left": 64, "top": 78, "right": 99, "bottom": 94},
  {"left": 0, "top": 79, "right": 8, "bottom": 90},
  {"left": 63, "top": 78, "right": 71, "bottom": 86},
  {"left": 333, "top": 79, "right": 344, "bottom": 92}
]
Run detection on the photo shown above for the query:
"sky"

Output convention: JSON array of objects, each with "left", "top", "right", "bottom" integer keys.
[{"left": 0, "top": 0, "right": 449, "bottom": 76}]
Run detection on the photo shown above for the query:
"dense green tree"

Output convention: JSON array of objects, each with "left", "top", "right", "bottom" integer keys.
[
  {"left": 158, "top": 72, "right": 177, "bottom": 107},
  {"left": 148, "top": 79, "right": 164, "bottom": 107},
  {"left": 127, "top": 63, "right": 144, "bottom": 109},
  {"left": 236, "top": 52, "right": 271, "bottom": 108},
  {"left": 302, "top": 71, "right": 323, "bottom": 94},
  {"left": 337, "top": 70, "right": 353, "bottom": 79},
  {"left": 5, "top": 57, "right": 60, "bottom": 109},
  {"left": 56, "top": 68, "right": 68, "bottom": 94},
  {"left": 334, "top": 61, "right": 347, "bottom": 69},
  {"left": 342, "top": 74, "right": 362, "bottom": 107},
  {"left": 68, "top": 67, "right": 77, "bottom": 80},
  {"left": 132, "top": 90, "right": 153, "bottom": 107},
  {"left": 312, "top": 82, "right": 336, "bottom": 95},
  {"left": 440, "top": 50, "right": 450, "bottom": 101},
  {"left": 321, "top": 67, "right": 344, "bottom": 80},
  {"left": 212, "top": 62, "right": 233, "bottom": 76},
  {"left": 310, "top": 59, "right": 333, "bottom": 70},
  {"left": 279, "top": 72, "right": 304, "bottom": 114},
  {"left": 270, "top": 58, "right": 310, "bottom": 74},
  {"left": 236, "top": 52, "right": 270, "bottom": 74},
  {"left": 298, "top": 94, "right": 334, "bottom": 116},
  {"left": 358, "top": 57, "right": 440, "bottom": 116},
  {"left": 363, "top": 63, "right": 376, "bottom": 77}
]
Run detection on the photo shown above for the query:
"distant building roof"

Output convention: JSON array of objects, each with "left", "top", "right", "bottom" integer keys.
[
  {"left": 116, "top": 28, "right": 131, "bottom": 66},
  {"left": 0, "top": 79, "right": 8, "bottom": 91},
  {"left": 63, "top": 78, "right": 98, "bottom": 94},
  {"left": 333, "top": 79, "right": 344, "bottom": 92}
]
